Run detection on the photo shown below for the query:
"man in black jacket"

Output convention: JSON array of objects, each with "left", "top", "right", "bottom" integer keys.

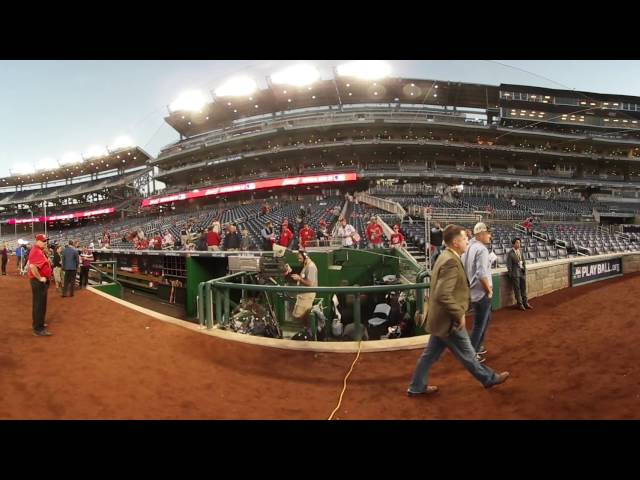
[
  {"left": 196, "top": 230, "right": 208, "bottom": 251},
  {"left": 506, "top": 238, "right": 533, "bottom": 311},
  {"left": 223, "top": 224, "right": 241, "bottom": 251}
]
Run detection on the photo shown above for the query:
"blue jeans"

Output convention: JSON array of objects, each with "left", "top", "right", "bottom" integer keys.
[
  {"left": 408, "top": 327, "right": 498, "bottom": 393},
  {"left": 470, "top": 295, "right": 492, "bottom": 352}
]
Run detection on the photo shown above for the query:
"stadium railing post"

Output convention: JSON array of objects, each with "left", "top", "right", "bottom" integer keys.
[
  {"left": 215, "top": 288, "right": 223, "bottom": 326},
  {"left": 223, "top": 288, "right": 230, "bottom": 326},
  {"left": 354, "top": 293, "right": 362, "bottom": 341},
  {"left": 206, "top": 283, "right": 214, "bottom": 329}
]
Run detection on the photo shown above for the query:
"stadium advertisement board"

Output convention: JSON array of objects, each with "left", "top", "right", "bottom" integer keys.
[
  {"left": 7, "top": 207, "right": 115, "bottom": 225},
  {"left": 570, "top": 257, "right": 623, "bottom": 287},
  {"left": 141, "top": 172, "right": 358, "bottom": 207}
]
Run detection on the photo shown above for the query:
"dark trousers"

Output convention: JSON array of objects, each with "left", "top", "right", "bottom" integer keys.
[
  {"left": 80, "top": 266, "right": 90, "bottom": 288},
  {"left": 63, "top": 269, "right": 77, "bottom": 296},
  {"left": 511, "top": 275, "right": 528, "bottom": 306},
  {"left": 30, "top": 279, "right": 49, "bottom": 332},
  {"left": 1, "top": 257, "right": 6, "bottom": 274}
]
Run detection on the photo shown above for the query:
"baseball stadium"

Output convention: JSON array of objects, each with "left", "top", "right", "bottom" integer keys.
[{"left": 1, "top": 61, "right": 639, "bottom": 419}]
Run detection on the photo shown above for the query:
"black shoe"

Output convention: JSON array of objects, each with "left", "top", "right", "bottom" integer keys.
[
  {"left": 518, "top": 304, "right": 526, "bottom": 311},
  {"left": 407, "top": 386, "right": 439, "bottom": 397},
  {"left": 525, "top": 303, "right": 533, "bottom": 310},
  {"left": 33, "top": 329, "right": 53, "bottom": 337}
]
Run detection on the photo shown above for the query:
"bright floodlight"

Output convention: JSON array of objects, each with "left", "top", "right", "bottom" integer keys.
[
  {"left": 271, "top": 64, "right": 320, "bottom": 87},
  {"left": 84, "top": 145, "right": 109, "bottom": 159},
  {"left": 169, "top": 90, "right": 209, "bottom": 112},
  {"left": 214, "top": 76, "right": 257, "bottom": 97},
  {"left": 109, "top": 135, "right": 135, "bottom": 151},
  {"left": 36, "top": 157, "right": 59, "bottom": 171},
  {"left": 336, "top": 60, "right": 391, "bottom": 80},
  {"left": 11, "top": 163, "right": 36, "bottom": 176},
  {"left": 59, "top": 152, "right": 83, "bottom": 165}
]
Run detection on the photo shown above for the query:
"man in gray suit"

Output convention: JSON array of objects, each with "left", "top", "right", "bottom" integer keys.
[
  {"left": 61, "top": 240, "right": 80, "bottom": 297},
  {"left": 506, "top": 238, "right": 533, "bottom": 311},
  {"left": 407, "top": 225, "right": 510, "bottom": 396}
]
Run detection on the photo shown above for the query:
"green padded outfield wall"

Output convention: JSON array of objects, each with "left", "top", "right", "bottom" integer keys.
[
  {"left": 93, "top": 283, "right": 123, "bottom": 299},
  {"left": 186, "top": 257, "right": 229, "bottom": 317}
]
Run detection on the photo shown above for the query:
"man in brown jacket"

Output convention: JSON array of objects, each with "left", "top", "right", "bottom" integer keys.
[{"left": 407, "top": 225, "right": 510, "bottom": 396}]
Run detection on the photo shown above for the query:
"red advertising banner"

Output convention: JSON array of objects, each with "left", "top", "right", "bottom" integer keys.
[
  {"left": 7, "top": 207, "right": 115, "bottom": 225},
  {"left": 141, "top": 172, "right": 358, "bottom": 207}
]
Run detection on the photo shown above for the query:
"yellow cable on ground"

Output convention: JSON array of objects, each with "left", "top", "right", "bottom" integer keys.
[{"left": 328, "top": 339, "right": 363, "bottom": 420}]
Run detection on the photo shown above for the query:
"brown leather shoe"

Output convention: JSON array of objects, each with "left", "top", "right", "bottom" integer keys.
[
  {"left": 486, "top": 371, "right": 510, "bottom": 388},
  {"left": 407, "top": 385, "right": 439, "bottom": 397},
  {"left": 518, "top": 304, "right": 526, "bottom": 311},
  {"left": 525, "top": 303, "right": 533, "bottom": 309}
]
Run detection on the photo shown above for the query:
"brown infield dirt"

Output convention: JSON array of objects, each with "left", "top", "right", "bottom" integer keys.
[{"left": 1, "top": 260, "right": 639, "bottom": 420}]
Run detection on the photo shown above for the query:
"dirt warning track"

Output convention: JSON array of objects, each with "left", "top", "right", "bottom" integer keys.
[{"left": 1, "top": 261, "right": 639, "bottom": 419}]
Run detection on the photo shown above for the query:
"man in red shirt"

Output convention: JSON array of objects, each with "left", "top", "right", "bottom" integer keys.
[
  {"left": 153, "top": 232, "right": 163, "bottom": 250},
  {"left": 28, "top": 234, "right": 53, "bottom": 336},
  {"left": 206, "top": 226, "right": 221, "bottom": 251},
  {"left": 366, "top": 216, "right": 384, "bottom": 248},
  {"left": 298, "top": 221, "right": 316, "bottom": 251},
  {"left": 390, "top": 224, "right": 406, "bottom": 248},
  {"left": 279, "top": 222, "right": 294, "bottom": 248}
]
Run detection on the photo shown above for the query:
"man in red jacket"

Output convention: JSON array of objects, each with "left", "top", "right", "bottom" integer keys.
[
  {"left": 366, "top": 216, "right": 384, "bottom": 248},
  {"left": 298, "top": 221, "right": 316, "bottom": 251},
  {"left": 28, "top": 234, "right": 53, "bottom": 336},
  {"left": 279, "top": 222, "right": 294, "bottom": 248}
]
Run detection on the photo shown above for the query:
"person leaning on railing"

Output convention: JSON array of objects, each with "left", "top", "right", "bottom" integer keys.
[{"left": 79, "top": 248, "right": 94, "bottom": 289}]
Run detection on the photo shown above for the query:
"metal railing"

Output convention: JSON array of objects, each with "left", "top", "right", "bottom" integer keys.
[
  {"left": 198, "top": 271, "right": 429, "bottom": 342},
  {"left": 355, "top": 192, "right": 406, "bottom": 220},
  {"left": 89, "top": 260, "right": 120, "bottom": 286}
]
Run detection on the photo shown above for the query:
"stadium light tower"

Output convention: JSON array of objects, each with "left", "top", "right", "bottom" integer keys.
[
  {"left": 60, "top": 152, "right": 83, "bottom": 166},
  {"left": 214, "top": 76, "right": 257, "bottom": 97},
  {"left": 84, "top": 145, "right": 109, "bottom": 159},
  {"left": 169, "top": 90, "right": 209, "bottom": 113},
  {"left": 336, "top": 60, "right": 391, "bottom": 80},
  {"left": 270, "top": 64, "right": 320, "bottom": 87},
  {"left": 36, "top": 158, "right": 59, "bottom": 171},
  {"left": 11, "top": 163, "right": 36, "bottom": 176},
  {"left": 109, "top": 135, "right": 135, "bottom": 151},
  {"left": 27, "top": 208, "right": 34, "bottom": 237}
]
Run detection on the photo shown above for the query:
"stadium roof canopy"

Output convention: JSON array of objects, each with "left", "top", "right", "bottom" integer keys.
[
  {"left": 165, "top": 77, "right": 502, "bottom": 138},
  {"left": 0, "top": 146, "right": 152, "bottom": 188},
  {"left": 501, "top": 83, "right": 640, "bottom": 105}
]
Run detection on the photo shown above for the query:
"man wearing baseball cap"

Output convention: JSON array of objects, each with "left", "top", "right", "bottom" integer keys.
[
  {"left": 461, "top": 222, "right": 493, "bottom": 362},
  {"left": 28, "top": 234, "right": 53, "bottom": 336},
  {"left": 317, "top": 219, "right": 330, "bottom": 246}
]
